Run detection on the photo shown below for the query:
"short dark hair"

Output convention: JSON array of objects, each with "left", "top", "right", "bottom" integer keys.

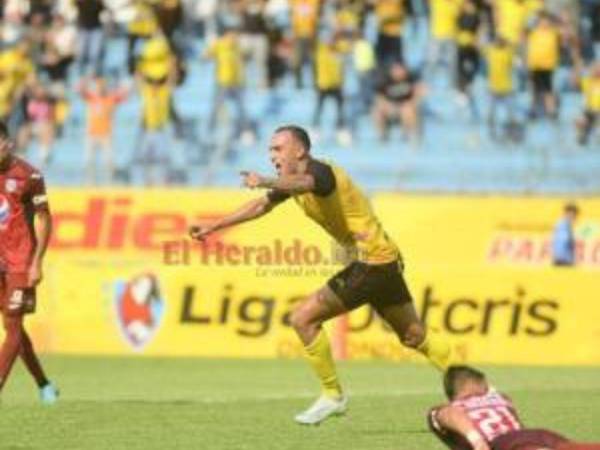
[
  {"left": 443, "top": 365, "right": 486, "bottom": 400},
  {"left": 564, "top": 202, "right": 579, "bottom": 214},
  {"left": 0, "top": 122, "right": 8, "bottom": 139},
  {"left": 275, "top": 125, "right": 311, "bottom": 152}
]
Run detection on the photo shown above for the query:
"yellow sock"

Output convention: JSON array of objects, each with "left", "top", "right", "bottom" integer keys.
[
  {"left": 418, "top": 329, "right": 453, "bottom": 371},
  {"left": 304, "top": 329, "right": 343, "bottom": 398}
]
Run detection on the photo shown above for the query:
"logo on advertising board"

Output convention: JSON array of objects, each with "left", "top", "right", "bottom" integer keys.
[
  {"left": 487, "top": 222, "right": 600, "bottom": 267},
  {"left": 114, "top": 273, "right": 165, "bottom": 350}
]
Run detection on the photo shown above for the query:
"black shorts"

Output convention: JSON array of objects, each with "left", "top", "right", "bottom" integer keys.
[
  {"left": 0, "top": 273, "right": 36, "bottom": 316},
  {"left": 327, "top": 260, "right": 412, "bottom": 312},
  {"left": 457, "top": 46, "right": 480, "bottom": 87},
  {"left": 376, "top": 33, "right": 404, "bottom": 65},
  {"left": 529, "top": 70, "right": 554, "bottom": 94}
]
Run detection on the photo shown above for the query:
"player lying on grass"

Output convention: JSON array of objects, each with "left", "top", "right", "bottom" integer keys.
[
  {"left": 429, "top": 365, "right": 600, "bottom": 450},
  {"left": 189, "top": 124, "right": 453, "bottom": 425},
  {"left": 0, "top": 122, "right": 58, "bottom": 404}
]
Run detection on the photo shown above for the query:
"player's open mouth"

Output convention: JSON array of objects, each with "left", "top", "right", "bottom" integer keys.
[{"left": 275, "top": 163, "right": 281, "bottom": 174}]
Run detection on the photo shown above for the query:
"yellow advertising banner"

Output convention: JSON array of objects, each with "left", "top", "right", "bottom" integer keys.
[{"left": 15, "top": 190, "right": 600, "bottom": 364}]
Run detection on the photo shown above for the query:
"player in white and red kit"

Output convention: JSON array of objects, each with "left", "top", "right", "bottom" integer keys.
[
  {"left": 428, "top": 366, "right": 600, "bottom": 450},
  {"left": 0, "top": 122, "right": 58, "bottom": 403}
]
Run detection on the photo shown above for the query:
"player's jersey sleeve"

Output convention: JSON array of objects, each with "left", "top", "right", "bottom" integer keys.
[
  {"left": 26, "top": 171, "right": 50, "bottom": 213},
  {"left": 266, "top": 160, "right": 335, "bottom": 203},
  {"left": 306, "top": 159, "right": 336, "bottom": 196},
  {"left": 266, "top": 189, "right": 291, "bottom": 204}
]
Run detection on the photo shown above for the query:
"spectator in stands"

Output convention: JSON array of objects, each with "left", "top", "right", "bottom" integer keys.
[
  {"left": 290, "top": 0, "right": 322, "bottom": 89},
  {"left": 0, "top": 42, "right": 32, "bottom": 126},
  {"left": 41, "top": 14, "right": 77, "bottom": 85},
  {"left": 526, "top": 11, "right": 562, "bottom": 120},
  {"left": 312, "top": 35, "right": 351, "bottom": 146},
  {"left": 2, "top": 0, "right": 29, "bottom": 22},
  {"left": 154, "top": 0, "right": 184, "bottom": 51},
  {"left": 373, "top": 61, "right": 425, "bottom": 145},
  {"left": 332, "top": 0, "right": 362, "bottom": 46},
  {"left": 205, "top": 27, "right": 255, "bottom": 144},
  {"left": 74, "top": 0, "right": 106, "bottom": 77},
  {"left": 552, "top": 202, "right": 579, "bottom": 267},
  {"left": 574, "top": 61, "right": 600, "bottom": 146},
  {"left": 264, "top": 23, "right": 291, "bottom": 116},
  {"left": 455, "top": 0, "right": 481, "bottom": 120},
  {"left": 0, "top": 8, "right": 28, "bottom": 45},
  {"left": 426, "top": 0, "right": 462, "bottom": 80},
  {"left": 485, "top": 37, "right": 518, "bottom": 140},
  {"left": 0, "top": 41, "right": 35, "bottom": 147},
  {"left": 350, "top": 30, "right": 377, "bottom": 128},
  {"left": 493, "top": 0, "right": 543, "bottom": 47},
  {"left": 591, "top": 3, "right": 600, "bottom": 60},
  {"left": 136, "top": 52, "right": 176, "bottom": 186},
  {"left": 374, "top": 0, "right": 406, "bottom": 66},
  {"left": 241, "top": 0, "right": 269, "bottom": 88},
  {"left": 127, "top": 0, "right": 159, "bottom": 74},
  {"left": 23, "top": 81, "right": 55, "bottom": 168},
  {"left": 27, "top": 0, "right": 54, "bottom": 24},
  {"left": 0, "top": 70, "right": 13, "bottom": 126},
  {"left": 78, "top": 76, "right": 128, "bottom": 184}
]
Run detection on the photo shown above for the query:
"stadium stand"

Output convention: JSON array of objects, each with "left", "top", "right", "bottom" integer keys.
[{"left": 1, "top": 0, "right": 599, "bottom": 192}]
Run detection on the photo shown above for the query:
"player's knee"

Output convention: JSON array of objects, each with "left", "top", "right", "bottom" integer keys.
[
  {"left": 290, "top": 305, "right": 320, "bottom": 334},
  {"left": 400, "top": 323, "right": 425, "bottom": 349},
  {"left": 290, "top": 307, "right": 310, "bottom": 333}
]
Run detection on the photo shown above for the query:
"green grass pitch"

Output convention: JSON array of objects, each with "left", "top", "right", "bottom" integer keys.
[{"left": 1, "top": 357, "right": 599, "bottom": 449}]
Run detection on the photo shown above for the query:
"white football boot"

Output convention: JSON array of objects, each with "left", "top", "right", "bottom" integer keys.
[{"left": 294, "top": 394, "right": 348, "bottom": 425}]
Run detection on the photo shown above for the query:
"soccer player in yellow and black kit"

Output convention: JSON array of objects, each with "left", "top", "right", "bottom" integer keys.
[{"left": 189, "top": 125, "right": 453, "bottom": 425}]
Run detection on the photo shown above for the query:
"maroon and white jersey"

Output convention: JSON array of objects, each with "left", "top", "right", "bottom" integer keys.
[
  {"left": 452, "top": 389, "right": 523, "bottom": 441},
  {"left": 0, "top": 155, "right": 49, "bottom": 274},
  {"left": 429, "top": 389, "right": 523, "bottom": 450}
]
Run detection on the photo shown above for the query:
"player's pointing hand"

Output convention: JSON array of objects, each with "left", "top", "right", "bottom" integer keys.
[
  {"left": 240, "top": 171, "right": 264, "bottom": 189},
  {"left": 189, "top": 225, "right": 214, "bottom": 242}
]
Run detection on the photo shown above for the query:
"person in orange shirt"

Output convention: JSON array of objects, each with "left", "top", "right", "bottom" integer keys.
[{"left": 78, "top": 76, "right": 128, "bottom": 184}]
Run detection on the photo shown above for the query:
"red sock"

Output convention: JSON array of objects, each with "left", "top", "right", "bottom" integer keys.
[
  {"left": 0, "top": 314, "right": 24, "bottom": 390},
  {"left": 20, "top": 331, "right": 49, "bottom": 388}
]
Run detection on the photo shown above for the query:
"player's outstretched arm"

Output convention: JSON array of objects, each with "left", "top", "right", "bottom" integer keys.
[
  {"left": 189, "top": 195, "right": 278, "bottom": 241},
  {"left": 434, "top": 406, "right": 491, "bottom": 450},
  {"left": 241, "top": 171, "right": 315, "bottom": 195}
]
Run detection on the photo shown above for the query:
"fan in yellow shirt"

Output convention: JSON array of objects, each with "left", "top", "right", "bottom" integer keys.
[
  {"left": 0, "top": 71, "right": 16, "bottom": 123},
  {"left": 204, "top": 29, "right": 253, "bottom": 144},
  {"left": 427, "top": 0, "right": 463, "bottom": 78},
  {"left": 485, "top": 37, "right": 517, "bottom": 139},
  {"left": 312, "top": 38, "right": 351, "bottom": 145},
  {"left": 189, "top": 125, "right": 454, "bottom": 425},
  {"left": 526, "top": 11, "right": 561, "bottom": 119},
  {"left": 494, "top": 0, "right": 543, "bottom": 46},
  {"left": 575, "top": 62, "right": 600, "bottom": 146},
  {"left": 135, "top": 34, "right": 178, "bottom": 185},
  {"left": 127, "top": 0, "right": 160, "bottom": 73},
  {"left": 290, "top": 0, "right": 322, "bottom": 88}
]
